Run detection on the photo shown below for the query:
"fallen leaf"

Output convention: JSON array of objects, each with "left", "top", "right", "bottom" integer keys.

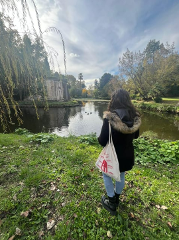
[
  {"left": 47, "top": 219, "right": 55, "bottom": 230},
  {"left": 13, "top": 195, "right": 17, "bottom": 201},
  {"left": 59, "top": 216, "right": 64, "bottom": 221},
  {"left": 15, "top": 227, "right": 21, "bottom": 235},
  {"left": 155, "top": 205, "right": 160, "bottom": 209},
  {"left": 167, "top": 222, "right": 172, "bottom": 228},
  {"left": 38, "top": 231, "right": 44, "bottom": 237},
  {"left": 97, "top": 207, "right": 101, "bottom": 214},
  {"left": 107, "top": 230, "right": 113, "bottom": 238},
  {"left": 73, "top": 213, "right": 78, "bottom": 218},
  {"left": 50, "top": 184, "right": 56, "bottom": 191},
  {"left": 61, "top": 202, "right": 66, "bottom": 207},
  {"left": 129, "top": 212, "right": 135, "bottom": 218},
  {"left": 8, "top": 236, "right": 15, "bottom": 240},
  {"left": 161, "top": 205, "right": 168, "bottom": 210},
  {"left": 20, "top": 211, "right": 29, "bottom": 217}
]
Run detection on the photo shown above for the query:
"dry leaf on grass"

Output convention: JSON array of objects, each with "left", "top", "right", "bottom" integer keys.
[
  {"left": 20, "top": 210, "right": 30, "bottom": 217},
  {"left": 13, "top": 195, "right": 17, "bottom": 201},
  {"left": 47, "top": 219, "right": 55, "bottom": 230},
  {"left": 59, "top": 216, "right": 64, "bottom": 221},
  {"left": 15, "top": 227, "right": 21, "bottom": 235},
  {"left": 8, "top": 236, "right": 15, "bottom": 240},
  {"left": 107, "top": 230, "right": 113, "bottom": 238},
  {"left": 167, "top": 222, "right": 172, "bottom": 228},
  {"left": 38, "top": 231, "right": 44, "bottom": 237},
  {"left": 95, "top": 220, "right": 99, "bottom": 226},
  {"left": 129, "top": 212, "right": 135, "bottom": 218},
  {"left": 161, "top": 205, "right": 168, "bottom": 210},
  {"left": 97, "top": 207, "right": 101, "bottom": 214},
  {"left": 155, "top": 205, "right": 168, "bottom": 210},
  {"left": 50, "top": 184, "right": 56, "bottom": 191}
]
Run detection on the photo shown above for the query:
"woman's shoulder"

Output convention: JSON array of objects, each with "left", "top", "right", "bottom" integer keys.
[{"left": 103, "top": 111, "right": 112, "bottom": 119}]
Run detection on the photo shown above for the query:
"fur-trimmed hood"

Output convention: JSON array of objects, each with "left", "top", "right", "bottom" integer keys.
[{"left": 103, "top": 110, "right": 141, "bottom": 134}]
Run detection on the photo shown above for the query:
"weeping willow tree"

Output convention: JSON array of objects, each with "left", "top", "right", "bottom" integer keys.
[{"left": 0, "top": 0, "right": 66, "bottom": 132}]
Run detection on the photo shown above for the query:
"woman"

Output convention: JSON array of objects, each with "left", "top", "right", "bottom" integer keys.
[{"left": 98, "top": 89, "right": 141, "bottom": 215}]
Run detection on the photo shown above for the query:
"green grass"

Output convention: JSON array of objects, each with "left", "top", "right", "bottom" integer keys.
[
  {"left": 0, "top": 133, "right": 179, "bottom": 239},
  {"left": 162, "top": 97, "right": 179, "bottom": 101},
  {"left": 17, "top": 100, "right": 80, "bottom": 108},
  {"left": 133, "top": 101, "right": 179, "bottom": 114},
  {"left": 162, "top": 97, "right": 179, "bottom": 105},
  {"left": 73, "top": 98, "right": 110, "bottom": 102}
]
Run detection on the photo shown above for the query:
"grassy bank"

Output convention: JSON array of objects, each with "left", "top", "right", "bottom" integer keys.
[
  {"left": 133, "top": 101, "right": 179, "bottom": 114},
  {"left": 0, "top": 132, "right": 179, "bottom": 239},
  {"left": 74, "top": 98, "right": 179, "bottom": 114},
  {"left": 74, "top": 98, "right": 109, "bottom": 102},
  {"left": 15, "top": 98, "right": 179, "bottom": 115},
  {"left": 16, "top": 100, "right": 81, "bottom": 108},
  {"left": 162, "top": 97, "right": 179, "bottom": 104}
]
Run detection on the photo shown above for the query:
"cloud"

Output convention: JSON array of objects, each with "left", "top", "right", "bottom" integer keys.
[
  {"left": 8, "top": 0, "right": 179, "bottom": 85},
  {"left": 69, "top": 53, "right": 80, "bottom": 58},
  {"left": 84, "top": 79, "right": 96, "bottom": 88}
]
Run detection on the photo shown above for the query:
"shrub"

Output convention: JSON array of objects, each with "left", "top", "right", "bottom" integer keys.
[
  {"left": 140, "top": 131, "right": 158, "bottom": 139},
  {"left": 154, "top": 96, "right": 162, "bottom": 103},
  {"left": 15, "top": 128, "right": 30, "bottom": 135},
  {"left": 29, "top": 133, "right": 56, "bottom": 144}
]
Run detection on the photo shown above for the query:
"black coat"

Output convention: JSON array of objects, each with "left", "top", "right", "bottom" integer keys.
[{"left": 98, "top": 109, "right": 141, "bottom": 172}]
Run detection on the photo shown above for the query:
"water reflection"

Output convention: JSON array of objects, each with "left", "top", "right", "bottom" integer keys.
[
  {"left": 1, "top": 101, "right": 178, "bottom": 140},
  {"left": 53, "top": 102, "right": 107, "bottom": 137},
  {"left": 140, "top": 111, "right": 179, "bottom": 140}
]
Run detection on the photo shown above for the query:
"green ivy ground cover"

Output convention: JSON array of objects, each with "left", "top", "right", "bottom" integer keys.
[{"left": 0, "top": 133, "right": 179, "bottom": 239}]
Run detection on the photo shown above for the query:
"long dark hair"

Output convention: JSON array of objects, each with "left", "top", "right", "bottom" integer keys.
[{"left": 108, "top": 89, "right": 139, "bottom": 119}]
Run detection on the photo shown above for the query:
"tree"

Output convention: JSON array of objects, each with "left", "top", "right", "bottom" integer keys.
[
  {"left": 119, "top": 49, "right": 147, "bottom": 98},
  {"left": 119, "top": 40, "right": 179, "bottom": 99},
  {"left": 0, "top": 1, "right": 67, "bottom": 131},
  {"left": 144, "top": 39, "right": 161, "bottom": 63},
  {"left": 67, "top": 75, "right": 77, "bottom": 88},
  {"left": 104, "top": 75, "right": 125, "bottom": 97},
  {"left": 99, "top": 73, "right": 113, "bottom": 90},
  {"left": 78, "top": 73, "right": 83, "bottom": 89},
  {"left": 94, "top": 79, "right": 99, "bottom": 89},
  {"left": 82, "top": 88, "right": 88, "bottom": 98},
  {"left": 87, "top": 84, "right": 94, "bottom": 98}
]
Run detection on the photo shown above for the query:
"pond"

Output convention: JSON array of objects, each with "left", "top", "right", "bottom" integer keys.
[{"left": 1, "top": 101, "right": 179, "bottom": 140}]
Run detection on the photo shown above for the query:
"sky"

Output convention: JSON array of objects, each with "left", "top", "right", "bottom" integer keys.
[{"left": 5, "top": 0, "right": 179, "bottom": 87}]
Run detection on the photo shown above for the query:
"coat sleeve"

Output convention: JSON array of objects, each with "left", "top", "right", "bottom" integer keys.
[
  {"left": 98, "top": 118, "right": 109, "bottom": 147},
  {"left": 134, "top": 129, "right": 139, "bottom": 139}
]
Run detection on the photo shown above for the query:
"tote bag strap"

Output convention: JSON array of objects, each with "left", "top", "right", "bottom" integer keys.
[{"left": 108, "top": 122, "right": 113, "bottom": 144}]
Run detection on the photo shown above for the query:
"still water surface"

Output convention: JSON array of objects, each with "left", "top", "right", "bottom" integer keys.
[{"left": 3, "top": 101, "right": 179, "bottom": 140}]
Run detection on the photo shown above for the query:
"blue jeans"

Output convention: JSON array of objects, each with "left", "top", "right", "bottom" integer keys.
[{"left": 102, "top": 172, "right": 125, "bottom": 197}]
